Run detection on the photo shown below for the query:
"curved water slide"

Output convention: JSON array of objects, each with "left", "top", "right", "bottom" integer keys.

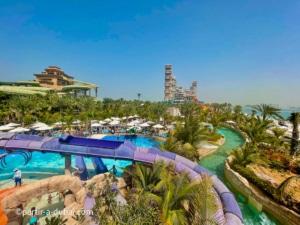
[{"left": 0, "top": 134, "right": 244, "bottom": 225}]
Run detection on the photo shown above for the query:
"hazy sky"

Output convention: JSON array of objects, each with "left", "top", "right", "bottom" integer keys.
[{"left": 0, "top": 0, "right": 300, "bottom": 106}]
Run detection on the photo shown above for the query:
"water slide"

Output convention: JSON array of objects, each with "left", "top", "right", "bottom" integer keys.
[
  {"left": 0, "top": 134, "right": 244, "bottom": 225},
  {"left": 92, "top": 157, "right": 108, "bottom": 174},
  {"left": 75, "top": 156, "right": 89, "bottom": 181}
]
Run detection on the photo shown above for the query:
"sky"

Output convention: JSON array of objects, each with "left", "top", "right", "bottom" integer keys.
[{"left": 0, "top": 0, "right": 300, "bottom": 107}]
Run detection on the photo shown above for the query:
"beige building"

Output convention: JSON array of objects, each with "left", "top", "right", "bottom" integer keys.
[
  {"left": 164, "top": 64, "right": 198, "bottom": 103},
  {"left": 34, "top": 66, "right": 74, "bottom": 90}
]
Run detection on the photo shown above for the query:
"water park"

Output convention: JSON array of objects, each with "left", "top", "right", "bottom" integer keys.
[{"left": 0, "top": 95, "right": 299, "bottom": 225}]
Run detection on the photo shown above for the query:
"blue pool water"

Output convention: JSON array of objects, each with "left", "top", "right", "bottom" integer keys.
[
  {"left": 0, "top": 135, "right": 158, "bottom": 187},
  {"left": 102, "top": 135, "right": 160, "bottom": 148}
]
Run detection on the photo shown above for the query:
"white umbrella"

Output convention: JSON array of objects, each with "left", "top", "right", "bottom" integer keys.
[
  {"left": 91, "top": 122, "right": 102, "bottom": 127},
  {"left": 99, "top": 120, "right": 107, "bottom": 125},
  {"left": 133, "top": 114, "right": 139, "bottom": 118},
  {"left": 132, "top": 119, "right": 141, "bottom": 124},
  {"left": 104, "top": 118, "right": 112, "bottom": 122},
  {"left": 153, "top": 124, "right": 164, "bottom": 129},
  {"left": 147, "top": 121, "right": 155, "bottom": 125},
  {"left": 54, "top": 121, "right": 66, "bottom": 126},
  {"left": 0, "top": 125, "right": 15, "bottom": 131},
  {"left": 127, "top": 121, "right": 135, "bottom": 127},
  {"left": 122, "top": 116, "right": 127, "bottom": 120},
  {"left": 110, "top": 120, "right": 120, "bottom": 126},
  {"left": 6, "top": 123, "right": 20, "bottom": 127},
  {"left": 72, "top": 120, "right": 81, "bottom": 125},
  {"left": 31, "top": 122, "right": 47, "bottom": 128},
  {"left": 9, "top": 127, "right": 30, "bottom": 133},
  {"left": 34, "top": 125, "right": 53, "bottom": 131},
  {"left": 140, "top": 122, "right": 150, "bottom": 128}
]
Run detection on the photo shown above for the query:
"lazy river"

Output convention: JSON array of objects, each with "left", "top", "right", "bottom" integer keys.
[
  {"left": 200, "top": 127, "right": 280, "bottom": 225},
  {"left": 0, "top": 130, "right": 281, "bottom": 224}
]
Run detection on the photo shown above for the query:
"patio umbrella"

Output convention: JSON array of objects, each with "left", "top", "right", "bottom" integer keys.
[
  {"left": 34, "top": 125, "right": 53, "bottom": 131},
  {"left": 153, "top": 124, "right": 164, "bottom": 129},
  {"left": 31, "top": 122, "right": 48, "bottom": 129},
  {"left": 140, "top": 122, "right": 150, "bottom": 128},
  {"left": 104, "top": 118, "right": 112, "bottom": 122},
  {"left": 5, "top": 123, "right": 20, "bottom": 127},
  {"left": 91, "top": 122, "right": 102, "bottom": 127},
  {"left": 147, "top": 121, "right": 155, "bottom": 125},
  {"left": 53, "top": 121, "right": 66, "bottom": 126},
  {"left": 72, "top": 120, "right": 81, "bottom": 125},
  {"left": 0, "top": 125, "right": 15, "bottom": 131},
  {"left": 110, "top": 120, "right": 120, "bottom": 126},
  {"left": 9, "top": 127, "right": 30, "bottom": 133}
]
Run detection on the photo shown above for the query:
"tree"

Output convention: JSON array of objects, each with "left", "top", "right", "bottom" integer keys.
[
  {"left": 289, "top": 112, "right": 300, "bottom": 156},
  {"left": 45, "top": 215, "right": 67, "bottom": 225},
  {"left": 252, "top": 104, "right": 282, "bottom": 121}
]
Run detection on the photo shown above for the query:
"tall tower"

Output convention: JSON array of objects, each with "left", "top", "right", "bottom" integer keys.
[
  {"left": 190, "top": 81, "right": 198, "bottom": 100},
  {"left": 164, "top": 64, "right": 175, "bottom": 101}
]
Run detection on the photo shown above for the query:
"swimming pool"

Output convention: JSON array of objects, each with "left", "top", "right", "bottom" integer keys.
[{"left": 0, "top": 135, "right": 158, "bottom": 188}]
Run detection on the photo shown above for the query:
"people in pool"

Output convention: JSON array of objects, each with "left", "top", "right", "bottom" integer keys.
[{"left": 13, "top": 168, "right": 22, "bottom": 187}]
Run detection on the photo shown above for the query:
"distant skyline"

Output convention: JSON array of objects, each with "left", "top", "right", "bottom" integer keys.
[{"left": 0, "top": 0, "right": 300, "bottom": 107}]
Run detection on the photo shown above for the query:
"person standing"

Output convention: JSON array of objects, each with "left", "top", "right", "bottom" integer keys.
[{"left": 13, "top": 169, "right": 22, "bottom": 187}]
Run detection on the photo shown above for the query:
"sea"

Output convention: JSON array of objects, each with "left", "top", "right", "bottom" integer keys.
[{"left": 243, "top": 106, "right": 300, "bottom": 120}]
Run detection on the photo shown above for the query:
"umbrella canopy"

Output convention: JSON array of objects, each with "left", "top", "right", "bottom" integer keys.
[
  {"left": 147, "top": 121, "right": 155, "bottom": 125},
  {"left": 34, "top": 125, "right": 53, "bottom": 131},
  {"left": 72, "top": 120, "right": 81, "bottom": 125},
  {"left": 140, "top": 122, "right": 150, "bottom": 128},
  {"left": 121, "top": 116, "right": 127, "bottom": 120},
  {"left": 31, "top": 122, "right": 47, "bottom": 129},
  {"left": 9, "top": 127, "right": 30, "bottom": 133},
  {"left": 104, "top": 118, "right": 112, "bottom": 122},
  {"left": 99, "top": 120, "right": 107, "bottom": 125},
  {"left": 109, "top": 120, "right": 120, "bottom": 126},
  {"left": 153, "top": 124, "right": 164, "bottom": 129},
  {"left": 91, "top": 122, "right": 102, "bottom": 127},
  {"left": 5, "top": 123, "right": 20, "bottom": 127},
  {"left": 53, "top": 121, "right": 66, "bottom": 126},
  {"left": 0, "top": 125, "right": 15, "bottom": 131}
]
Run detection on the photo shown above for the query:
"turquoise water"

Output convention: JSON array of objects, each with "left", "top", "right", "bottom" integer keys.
[
  {"left": 200, "top": 128, "right": 280, "bottom": 225},
  {"left": 0, "top": 135, "right": 158, "bottom": 187},
  {"left": 102, "top": 135, "right": 160, "bottom": 148}
]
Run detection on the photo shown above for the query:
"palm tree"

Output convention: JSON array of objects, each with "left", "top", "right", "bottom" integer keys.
[
  {"left": 127, "top": 162, "right": 165, "bottom": 204},
  {"left": 137, "top": 93, "right": 142, "bottom": 100},
  {"left": 289, "top": 112, "right": 300, "bottom": 156},
  {"left": 252, "top": 104, "right": 282, "bottom": 121},
  {"left": 239, "top": 117, "right": 270, "bottom": 147},
  {"left": 45, "top": 215, "right": 67, "bottom": 225},
  {"left": 190, "top": 176, "right": 218, "bottom": 225}
]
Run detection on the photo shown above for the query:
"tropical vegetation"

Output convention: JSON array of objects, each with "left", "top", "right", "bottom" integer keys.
[{"left": 91, "top": 161, "right": 218, "bottom": 225}]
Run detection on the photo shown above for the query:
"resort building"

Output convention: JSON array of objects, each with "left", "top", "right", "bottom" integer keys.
[
  {"left": 0, "top": 66, "right": 98, "bottom": 97},
  {"left": 164, "top": 64, "right": 198, "bottom": 103}
]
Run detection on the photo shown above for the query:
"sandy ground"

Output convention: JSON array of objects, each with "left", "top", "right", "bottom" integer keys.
[{"left": 197, "top": 137, "right": 225, "bottom": 159}]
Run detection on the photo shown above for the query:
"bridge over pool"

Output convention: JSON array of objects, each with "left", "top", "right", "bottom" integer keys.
[{"left": 0, "top": 133, "right": 243, "bottom": 225}]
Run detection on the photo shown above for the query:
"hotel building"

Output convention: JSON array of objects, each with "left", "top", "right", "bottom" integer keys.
[{"left": 164, "top": 65, "right": 198, "bottom": 103}]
